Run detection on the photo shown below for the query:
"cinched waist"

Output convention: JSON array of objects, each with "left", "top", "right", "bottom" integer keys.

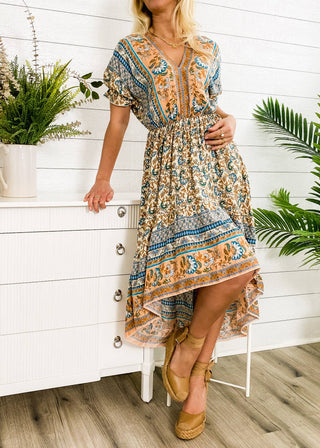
[{"left": 147, "top": 112, "right": 222, "bottom": 135}]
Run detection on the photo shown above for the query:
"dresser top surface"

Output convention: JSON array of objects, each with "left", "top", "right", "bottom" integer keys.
[{"left": 0, "top": 192, "right": 141, "bottom": 208}]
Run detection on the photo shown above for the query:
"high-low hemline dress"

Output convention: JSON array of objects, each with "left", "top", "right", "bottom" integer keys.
[{"left": 103, "top": 32, "right": 264, "bottom": 348}]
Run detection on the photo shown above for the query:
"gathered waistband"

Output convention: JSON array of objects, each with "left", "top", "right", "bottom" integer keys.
[{"left": 148, "top": 112, "right": 222, "bottom": 135}]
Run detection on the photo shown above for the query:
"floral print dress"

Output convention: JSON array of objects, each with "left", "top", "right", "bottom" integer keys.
[{"left": 103, "top": 32, "right": 264, "bottom": 347}]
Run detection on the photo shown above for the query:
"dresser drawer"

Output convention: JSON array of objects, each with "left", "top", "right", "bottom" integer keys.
[
  {"left": 0, "top": 278, "right": 99, "bottom": 335},
  {"left": 0, "top": 230, "right": 100, "bottom": 284},
  {"left": 0, "top": 325, "right": 98, "bottom": 385},
  {"left": 99, "top": 275, "right": 130, "bottom": 324},
  {"left": 99, "top": 228, "right": 138, "bottom": 276},
  {"left": 0, "top": 274, "right": 134, "bottom": 335},
  {"left": 99, "top": 320, "right": 143, "bottom": 371},
  {"left": 0, "top": 203, "right": 140, "bottom": 233},
  {"left": 0, "top": 228, "right": 137, "bottom": 284}
]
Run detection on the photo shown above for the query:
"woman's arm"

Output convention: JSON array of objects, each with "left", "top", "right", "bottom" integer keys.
[
  {"left": 95, "top": 104, "right": 131, "bottom": 181},
  {"left": 215, "top": 106, "right": 233, "bottom": 120},
  {"left": 83, "top": 103, "right": 131, "bottom": 212}
]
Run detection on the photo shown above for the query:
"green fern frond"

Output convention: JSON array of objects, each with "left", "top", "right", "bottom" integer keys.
[{"left": 0, "top": 59, "right": 89, "bottom": 144}]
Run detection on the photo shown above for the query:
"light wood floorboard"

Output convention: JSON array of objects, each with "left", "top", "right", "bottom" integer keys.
[{"left": 0, "top": 343, "right": 319, "bottom": 448}]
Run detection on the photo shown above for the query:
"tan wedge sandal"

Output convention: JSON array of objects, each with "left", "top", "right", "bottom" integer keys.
[
  {"left": 175, "top": 358, "right": 215, "bottom": 440},
  {"left": 162, "top": 325, "right": 206, "bottom": 402}
]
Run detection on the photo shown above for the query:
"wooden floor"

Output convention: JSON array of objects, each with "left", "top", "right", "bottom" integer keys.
[{"left": 1, "top": 342, "right": 320, "bottom": 448}]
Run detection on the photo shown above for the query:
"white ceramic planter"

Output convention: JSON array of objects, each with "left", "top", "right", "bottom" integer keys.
[{"left": 0, "top": 143, "right": 37, "bottom": 197}]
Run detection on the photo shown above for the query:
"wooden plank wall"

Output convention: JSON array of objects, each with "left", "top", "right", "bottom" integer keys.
[{"left": 1, "top": 0, "right": 320, "bottom": 355}]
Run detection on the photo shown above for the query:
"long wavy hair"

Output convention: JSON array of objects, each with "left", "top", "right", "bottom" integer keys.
[{"left": 130, "top": 0, "right": 212, "bottom": 58}]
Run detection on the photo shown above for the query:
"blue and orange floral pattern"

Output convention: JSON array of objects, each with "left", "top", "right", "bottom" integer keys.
[{"left": 103, "top": 33, "right": 264, "bottom": 347}]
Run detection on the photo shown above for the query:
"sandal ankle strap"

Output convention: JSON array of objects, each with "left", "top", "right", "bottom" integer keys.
[
  {"left": 191, "top": 358, "right": 215, "bottom": 382},
  {"left": 175, "top": 326, "right": 206, "bottom": 349},
  {"left": 190, "top": 361, "right": 209, "bottom": 376}
]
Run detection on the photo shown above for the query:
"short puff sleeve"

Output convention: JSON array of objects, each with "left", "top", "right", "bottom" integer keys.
[
  {"left": 208, "top": 44, "right": 222, "bottom": 101},
  {"left": 103, "top": 40, "right": 135, "bottom": 107}
]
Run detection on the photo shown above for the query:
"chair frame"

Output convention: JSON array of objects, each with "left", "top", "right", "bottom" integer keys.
[{"left": 156, "top": 323, "right": 253, "bottom": 407}]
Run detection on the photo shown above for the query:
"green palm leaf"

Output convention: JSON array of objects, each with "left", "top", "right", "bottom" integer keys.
[
  {"left": 306, "top": 153, "right": 320, "bottom": 211},
  {"left": 252, "top": 96, "right": 320, "bottom": 160},
  {"left": 252, "top": 95, "right": 320, "bottom": 268}
]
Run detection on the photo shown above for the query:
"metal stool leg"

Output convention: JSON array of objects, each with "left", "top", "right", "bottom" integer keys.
[
  {"left": 245, "top": 322, "right": 252, "bottom": 397},
  {"left": 209, "top": 323, "right": 252, "bottom": 397}
]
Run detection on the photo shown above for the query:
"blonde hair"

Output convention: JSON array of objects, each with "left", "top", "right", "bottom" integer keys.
[{"left": 130, "top": 0, "right": 213, "bottom": 58}]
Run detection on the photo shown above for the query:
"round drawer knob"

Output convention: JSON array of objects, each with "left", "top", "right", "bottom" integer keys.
[
  {"left": 117, "top": 206, "right": 127, "bottom": 218},
  {"left": 113, "top": 289, "right": 122, "bottom": 302},
  {"left": 116, "top": 243, "right": 125, "bottom": 255},
  {"left": 113, "top": 336, "right": 123, "bottom": 349}
]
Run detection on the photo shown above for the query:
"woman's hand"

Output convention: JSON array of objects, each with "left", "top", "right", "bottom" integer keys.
[
  {"left": 204, "top": 114, "right": 236, "bottom": 150},
  {"left": 83, "top": 179, "right": 114, "bottom": 212}
]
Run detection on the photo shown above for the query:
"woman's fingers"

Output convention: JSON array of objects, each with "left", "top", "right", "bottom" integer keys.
[
  {"left": 84, "top": 189, "right": 114, "bottom": 212},
  {"left": 205, "top": 130, "right": 233, "bottom": 149},
  {"left": 87, "top": 193, "right": 100, "bottom": 212},
  {"left": 204, "top": 120, "right": 234, "bottom": 151},
  {"left": 98, "top": 192, "right": 113, "bottom": 210},
  {"left": 88, "top": 194, "right": 94, "bottom": 211},
  {"left": 206, "top": 136, "right": 231, "bottom": 146},
  {"left": 208, "top": 137, "right": 233, "bottom": 150},
  {"left": 206, "top": 119, "right": 224, "bottom": 134},
  {"left": 106, "top": 191, "right": 114, "bottom": 202},
  {"left": 93, "top": 197, "right": 102, "bottom": 213},
  {"left": 205, "top": 128, "right": 231, "bottom": 140}
]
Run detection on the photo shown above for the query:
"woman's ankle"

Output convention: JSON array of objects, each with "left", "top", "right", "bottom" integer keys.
[
  {"left": 180, "top": 338, "right": 203, "bottom": 361},
  {"left": 182, "top": 375, "right": 207, "bottom": 413},
  {"left": 170, "top": 341, "right": 201, "bottom": 377}
]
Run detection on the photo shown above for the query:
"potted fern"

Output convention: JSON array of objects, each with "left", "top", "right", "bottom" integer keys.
[
  {"left": 252, "top": 96, "right": 320, "bottom": 268},
  {"left": 0, "top": 1, "right": 102, "bottom": 198}
]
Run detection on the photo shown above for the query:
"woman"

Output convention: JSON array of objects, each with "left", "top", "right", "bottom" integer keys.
[{"left": 84, "top": 0, "right": 264, "bottom": 440}]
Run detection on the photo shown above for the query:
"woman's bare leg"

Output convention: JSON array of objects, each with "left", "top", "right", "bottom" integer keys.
[
  {"left": 169, "top": 269, "right": 256, "bottom": 378},
  {"left": 169, "top": 268, "right": 257, "bottom": 414},
  {"left": 182, "top": 312, "right": 225, "bottom": 414},
  {"left": 197, "top": 312, "right": 225, "bottom": 362}
]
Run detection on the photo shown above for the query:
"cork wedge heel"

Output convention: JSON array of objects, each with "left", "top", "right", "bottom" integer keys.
[
  {"left": 175, "top": 358, "right": 215, "bottom": 440},
  {"left": 162, "top": 325, "right": 206, "bottom": 402}
]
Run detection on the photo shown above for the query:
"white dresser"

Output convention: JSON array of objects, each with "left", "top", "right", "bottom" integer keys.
[{"left": 0, "top": 192, "right": 155, "bottom": 401}]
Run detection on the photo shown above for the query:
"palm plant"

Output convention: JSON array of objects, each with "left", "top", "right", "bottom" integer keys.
[{"left": 252, "top": 96, "right": 320, "bottom": 268}]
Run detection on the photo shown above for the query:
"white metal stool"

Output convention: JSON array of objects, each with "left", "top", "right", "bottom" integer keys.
[{"left": 157, "top": 323, "right": 253, "bottom": 407}]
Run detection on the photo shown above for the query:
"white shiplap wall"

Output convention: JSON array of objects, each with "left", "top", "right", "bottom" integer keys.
[{"left": 1, "top": 0, "right": 320, "bottom": 356}]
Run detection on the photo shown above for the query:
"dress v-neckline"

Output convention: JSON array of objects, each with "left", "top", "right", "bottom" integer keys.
[{"left": 145, "top": 33, "right": 188, "bottom": 70}]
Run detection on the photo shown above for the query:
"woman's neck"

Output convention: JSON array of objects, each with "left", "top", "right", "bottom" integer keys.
[
  {"left": 150, "top": 24, "right": 176, "bottom": 39},
  {"left": 150, "top": 7, "right": 177, "bottom": 39}
]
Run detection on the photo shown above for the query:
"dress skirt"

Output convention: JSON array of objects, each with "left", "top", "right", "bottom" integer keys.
[{"left": 125, "top": 111, "right": 264, "bottom": 347}]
